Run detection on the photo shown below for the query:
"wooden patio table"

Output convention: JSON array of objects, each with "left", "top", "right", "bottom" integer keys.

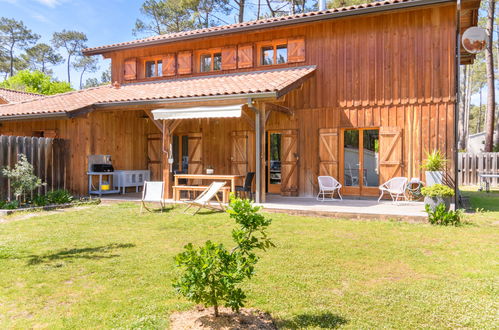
[{"left": 173, "top": 174, "right": 244, "bottom": 201}]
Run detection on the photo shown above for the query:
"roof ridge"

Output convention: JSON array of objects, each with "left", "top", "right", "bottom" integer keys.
[
  {"left": 83, "top": 0, "right": 418, "bottom": 54},
  {"left": 0, "top": 87, "right": 43, "bottom": 97}
]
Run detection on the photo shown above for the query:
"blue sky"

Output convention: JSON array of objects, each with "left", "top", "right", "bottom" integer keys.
[{"left": 0, "top": 0, "right": 142, "bottom": 87}]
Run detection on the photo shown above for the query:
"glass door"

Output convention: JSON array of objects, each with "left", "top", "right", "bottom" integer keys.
[
  {"left": 266, "top": 132, "right": 282, "bottom": 194},
  {"left": 341, "top": 128, "right": 379, "bottom": 196}
]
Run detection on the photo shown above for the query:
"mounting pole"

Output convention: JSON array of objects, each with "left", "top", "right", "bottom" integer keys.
[{"left": 454, "top": 0, "right": 461, "bottom": 208}]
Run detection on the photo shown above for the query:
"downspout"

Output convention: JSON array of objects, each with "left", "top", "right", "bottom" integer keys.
[
  {"left": 454, "top": 0, "right": 461, "bottom": 207},
  {"left": 247, "top": 98, "right": 261, "bottom": 203}
]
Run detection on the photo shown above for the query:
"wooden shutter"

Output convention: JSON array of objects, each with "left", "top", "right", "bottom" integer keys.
[
  {"left": 147, "top": 133, "right": 162, "bottom": 181},
  {"left": 281, "top": 130, "right": 299, "bottom": 196},
  {"left": 162, "top": 54, "right": 176, "bottom": 76},
  {"left": 379, "top": 127, "right": 404, "bottom": 183},
  {"left": 318, "top": 128, "right": 338, "bottom": 178},
  {"left": 287, "top": 38, "right": 306, "bottom": 63},
  {"left": 187, "top": 132, "right": 202, "bottom": 176},
  {"left": 238, "top": 44, "right": 253, "bottom": 68},
  {"left": 230, "top": 130, "right": 255, "bottom": 176},
  {"left": 177, "top": 51, "right": 192, "bottom": 75},
  {"left": 124, "top": 58, "right": 137, "bottom": 80},
  {"left": 222, "top": 46, "right": 237, "bottom": 70}
]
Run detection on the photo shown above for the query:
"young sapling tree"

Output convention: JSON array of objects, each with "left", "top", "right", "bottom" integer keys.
[{"left": 173, "top": 196, "right": 274, "bottom": 317}]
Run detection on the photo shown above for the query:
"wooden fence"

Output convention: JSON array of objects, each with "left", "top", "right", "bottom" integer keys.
[
  {"left": 0, "top": 135, "right": 69, "bottom": 200},
  {"left": 458, "top": 152, "right": 499, "bottom": 186}
]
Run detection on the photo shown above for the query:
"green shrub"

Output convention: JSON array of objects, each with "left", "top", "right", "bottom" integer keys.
[
  {"left": 425, "top": 204, "right": 463, "bottom": 226},
  {"left": 32, "top": 194, "right": 48, "bottom": 207},
  {"left": 421, "top": 149, "right": 447, "bottom": 171},
  {"left": 173, "top": 196, "right": 274, "bottom": 317},
  {"left": 46, "top": 189, "right": 73, "bottom": 204},
  {"left": 1, "top": 200, "right": 19, "bottom": 210},
  {"left": 421, "top": 184, "right": 454, "bottom": 197},
  {"left": 2, "top": 154, "right": 44, "bottom": 202}
]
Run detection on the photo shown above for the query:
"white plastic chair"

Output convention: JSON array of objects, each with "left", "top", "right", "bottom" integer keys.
[
  {"left": 378, "top": 177, "right": 408, "bottom": 202},
  {"left": 317, "top": 176, "right": 343, "bottom": 201},
  {"left": 184, "top": 182, "right": 226, "bottom": 215},
  {"left": 140, "top": 181, "right": 165, "bottom": 213}
]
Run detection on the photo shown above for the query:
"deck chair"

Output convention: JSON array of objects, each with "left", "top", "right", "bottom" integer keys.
[
  {"left": 140, "top": 181, "right": 165, "bottom": 213},
  {"left": 317, "top": 176, "right": 343, "bottom": 201},
  {"left": 378, "top": 177, "right": 408, "bottom": 202},
  {"left": 184, "top": 181, "right": 226, "bottom": 215}
]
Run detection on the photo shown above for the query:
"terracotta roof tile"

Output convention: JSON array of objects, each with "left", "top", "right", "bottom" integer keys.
[
  {"left": 83, "top": 0, "right": 416, "bottom": 55},
  {"left": 0, "top": 88, "right": 43, "bottom": 103},
  {"left": 0, "top": 66, "right": 316, "bottom": 118}
]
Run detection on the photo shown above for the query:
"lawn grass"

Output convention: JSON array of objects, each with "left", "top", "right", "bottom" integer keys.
[{"left": 0, "top": 199, "right": 497, "bottom": 329}]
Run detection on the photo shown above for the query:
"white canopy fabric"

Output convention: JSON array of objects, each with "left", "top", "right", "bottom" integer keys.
[{"left": 151, "top": 104, "right": 243, "bottom": 120}]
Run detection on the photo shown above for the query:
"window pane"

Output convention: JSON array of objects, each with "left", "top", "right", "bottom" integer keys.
[
  {"left": 157, "top": 60, "right": 162, "bottom": 76},
  {"left": 261, "top": 46, "right": 274, "bottom": 65},
  {"left": 145, "top": 61, "right": 156, "bottom": 77},
  {"left": 269, "top": 133, "right": 281, "bottom": 185},
  {"left": 276, "top": 44, "right": 287, "bottom": 64},
  {"left": 344, "top": 130, "right": 359, "bottom": 187},
  {"left": 182, "top": 136, "right": 189, "bottom": 173},
  {"left": 363, "top": 129, "right": 379, "bottom": 187},
  {"left": 200, "top": 54, "right": 211, "bottom": 72},
  {"left": 172, "top": 135, "right": 180, "bottom": 171},
  {"left": 213, "top": 53, "right": 222, "bottom": 71}
]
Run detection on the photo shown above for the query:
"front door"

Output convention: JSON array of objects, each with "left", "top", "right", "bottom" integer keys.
[
  {"left": 266, "top": 130, "right": 299, "bottom": 195},
  {"left": 340, "top": 128, "right": 380, "bottom": 196}
]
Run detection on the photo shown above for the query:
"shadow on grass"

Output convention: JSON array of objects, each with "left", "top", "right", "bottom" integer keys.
[
  {"left": 141, "top": 205, "right": 176, "bottom": 214},
  {"left": 277, "top": 312, "right": 348, "bottom": 329},
  {"left": 27, "top": 243, "right": 135, "bottom": 265}
]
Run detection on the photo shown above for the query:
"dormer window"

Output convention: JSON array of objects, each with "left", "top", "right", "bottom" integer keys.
[
  {"left": 260, "top": 42, "right": 287, "bottom": 66},
  {"left": 145, "top": 59, "right": 162, "bottom": 77},
  {"left": 200, "top": 52, "right": 222, "bottom": 72}
]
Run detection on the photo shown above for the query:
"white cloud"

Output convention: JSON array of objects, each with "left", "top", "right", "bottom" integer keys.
[
  {"left": 31, "top": 13, "right": 51, "bottom": 23},
  {"left": 34, "top": 0, "right": 63, "bottom": 8}
]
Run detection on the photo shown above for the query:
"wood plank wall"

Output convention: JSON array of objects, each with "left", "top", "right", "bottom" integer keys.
[{"left": 0, "top": 111, "right": 158, "bottom": 194}]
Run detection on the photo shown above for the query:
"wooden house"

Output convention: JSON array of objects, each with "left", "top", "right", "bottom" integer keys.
[{"left": 0, "top": 0, "right": 481, "bottom": 201}]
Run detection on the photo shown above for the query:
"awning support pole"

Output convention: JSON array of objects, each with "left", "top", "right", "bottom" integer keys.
[{"left": 247, "top": 99, "right": 261, "bottom": 204}]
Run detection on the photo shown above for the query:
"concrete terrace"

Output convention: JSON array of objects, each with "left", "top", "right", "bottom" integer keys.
[{"left": 100, "top": 193, "right": 428, "bottom": 222}]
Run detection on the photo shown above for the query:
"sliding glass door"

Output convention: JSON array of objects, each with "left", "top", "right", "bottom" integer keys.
[{"left": 341, "top": 128, "right": 379, "bottom": 196}]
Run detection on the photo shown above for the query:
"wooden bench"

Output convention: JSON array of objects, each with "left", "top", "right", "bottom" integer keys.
[{"left": 173, "top": 185, "right": 231, "bottom": 203}]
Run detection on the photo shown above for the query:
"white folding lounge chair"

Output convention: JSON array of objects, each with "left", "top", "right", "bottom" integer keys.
[
  {"left": 378, "top": 177, "right": 408, "bottom": 202},
  {"left": 140, "top": 181, "right": 165, "bottom": 213},
  {"left": 317, "top": 176, "right": 343, "bottom": 201},
  {"left": 184, "top": 181, "right": 226, "bottom": 215}
]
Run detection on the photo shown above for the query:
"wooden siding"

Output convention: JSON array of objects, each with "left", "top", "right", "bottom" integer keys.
[{"left": 0, "top": 111, "right": 158, "bottom": 195}]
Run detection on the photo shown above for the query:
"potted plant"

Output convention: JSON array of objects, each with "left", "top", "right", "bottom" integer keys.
[
  {"left": 421, "top": 184, "right": 454, "bottom": 211},
  {"left": 421, "top": 149, "right": 447, "bottom": 186},
  {"left": 206, "top": 165, "right": 214, "bottom": 175}
]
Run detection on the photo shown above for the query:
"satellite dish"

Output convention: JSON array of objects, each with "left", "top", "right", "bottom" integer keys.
[{"left": 462, "top": 27, "right": 487, "bottom": 54}]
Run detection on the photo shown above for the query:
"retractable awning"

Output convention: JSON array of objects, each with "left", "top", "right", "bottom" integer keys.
[{"left": 151, "top": 104, "right": 243, "bottom": 120}]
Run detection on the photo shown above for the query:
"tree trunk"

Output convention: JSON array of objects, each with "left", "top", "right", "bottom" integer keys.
[
  {"left": 214, "top": 304, "right": 219, "bottom": 317},
  {"left": 238, "top": 0, "right": 245, "bottom": 23},
  {"left": 458, "top": 65, "right": 469, "bottom": 150},
  {"left": 496, "top": 26, "right": 499, "bottom": 146},
  {"left": 9, "top": 44, "right": 14, "bottom": 77},
  {"left": 79, "top": 67, "right": 86, "bottom": 90},
  {"left": 484, "top": 0, "right": 496, "bottom": 151},
  {"left": 67, "top": 54, "right": 72, "bottom": 84}
]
